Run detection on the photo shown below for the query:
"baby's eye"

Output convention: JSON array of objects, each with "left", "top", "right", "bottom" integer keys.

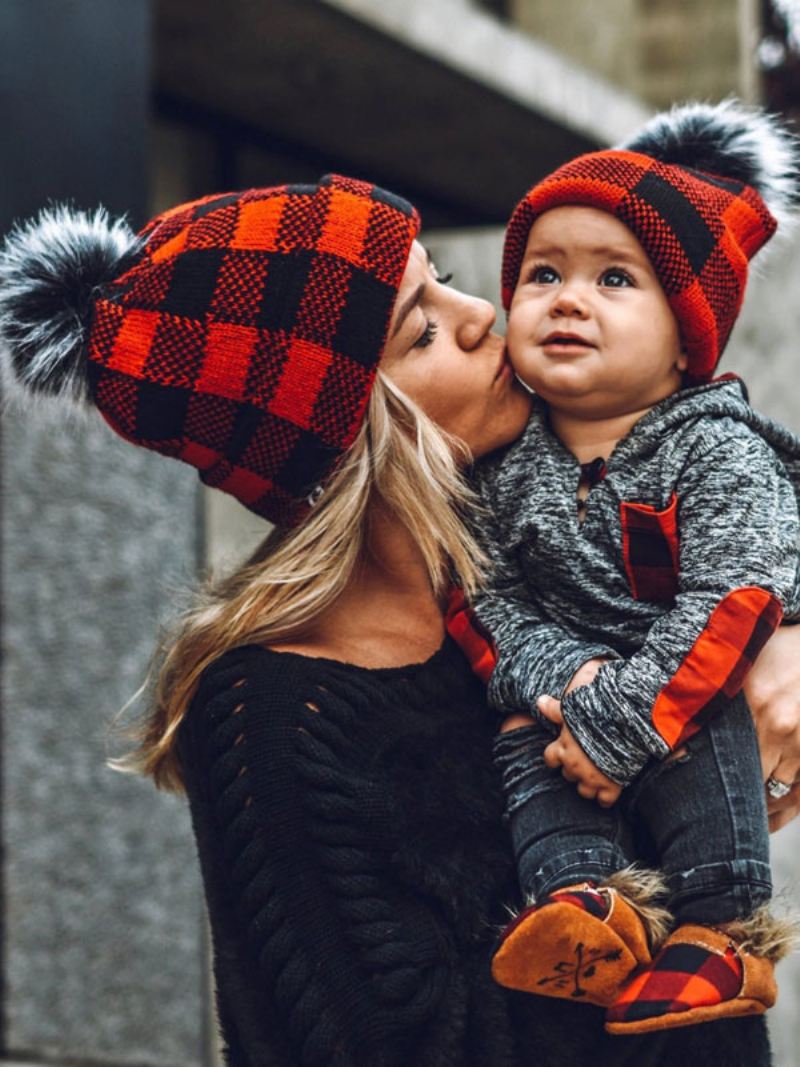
[
  {"left": 600, "top": 268, "right": 634, "bottom": 288},
  {"left": 528, "top": 264, "right": 560, "bottom": 285}
]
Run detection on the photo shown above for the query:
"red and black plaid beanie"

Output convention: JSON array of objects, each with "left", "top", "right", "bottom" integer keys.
[
  {"left": 0, "top": 174, "right": 420, "bottom": 526},
  {"left": 502, "top": 101, "right": 798, "bottom": 380}
]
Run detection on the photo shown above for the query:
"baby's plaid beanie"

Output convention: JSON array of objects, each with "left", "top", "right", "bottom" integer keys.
[
  {"left": 502, "top": 101, "right": 798, "bottom": 380},
  {"left": 0, "top": 174, "right": 420, "bottom": 525}
]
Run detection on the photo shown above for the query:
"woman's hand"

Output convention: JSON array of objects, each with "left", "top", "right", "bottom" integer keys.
[{"left": 742, "top": 625, "right": 800, "bottom": 832}]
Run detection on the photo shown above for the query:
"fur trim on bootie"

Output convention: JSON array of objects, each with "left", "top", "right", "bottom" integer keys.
[
  {"left": 720, "top": 903, "right": 800, "bottom": 964},
  {"left": 605, "top": 907, "right": 799, "bottom": 1035},
  {"left": 492, "top": 871, "right": 672, "bottom": 1007},
  {"left": 604, "top": 866, "right": 673, "bottom": 953}
]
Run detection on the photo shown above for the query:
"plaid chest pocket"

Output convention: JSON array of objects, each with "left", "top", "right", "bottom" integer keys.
[{"left": 620, "top": 493, "right": 680, "bottom": 604}]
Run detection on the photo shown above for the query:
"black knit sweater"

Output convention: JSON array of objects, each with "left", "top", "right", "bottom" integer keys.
[{"left": 178, "top": 637, "right": 772, "bottom": 1066}]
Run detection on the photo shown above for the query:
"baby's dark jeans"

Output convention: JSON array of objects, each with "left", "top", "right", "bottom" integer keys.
[{"left": 493, "top": 694, "right": 772, "bottom": 925}]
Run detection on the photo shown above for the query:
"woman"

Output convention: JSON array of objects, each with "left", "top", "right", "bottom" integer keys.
[{"left": 1, "top": 174, "right": 798, "bottom": 1065}]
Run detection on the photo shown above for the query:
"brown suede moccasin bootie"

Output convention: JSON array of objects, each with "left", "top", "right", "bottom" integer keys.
[
  {"left": 492, "top": 867, "right": 672, "bottom": 1007},
  {"left": 606, "top": 906, "right": 798, "bottom": 1034}
]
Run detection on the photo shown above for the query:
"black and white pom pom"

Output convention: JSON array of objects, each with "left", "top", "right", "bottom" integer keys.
[
  {"left": 620, "top": 99, "right": 800, "bottom": 232},
  {"left": 0, "top": 204, "right": 140, "bottom": 405}
]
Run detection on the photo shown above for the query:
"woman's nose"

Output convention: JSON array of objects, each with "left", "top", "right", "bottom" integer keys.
[{"left": 456, "top": 294, "right": 497, "bottom": 349}]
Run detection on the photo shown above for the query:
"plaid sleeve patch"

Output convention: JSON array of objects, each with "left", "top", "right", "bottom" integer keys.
[
  {"left": 620, "top": 493, "right": 679, "bottom": 604},
  {"left": 444, "top": 587, "right": 497, "bottom": 685},
  {"left": 652, "top": 586, "right": 784, "bottom": 750}
]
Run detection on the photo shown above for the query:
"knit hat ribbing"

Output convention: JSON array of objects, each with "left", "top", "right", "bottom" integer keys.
[
  {"left": 501, "top": 102, "right": 799, "bottom": 381},
  {"left": 0, "top": 174, "right": 420, "bottom": 526}
]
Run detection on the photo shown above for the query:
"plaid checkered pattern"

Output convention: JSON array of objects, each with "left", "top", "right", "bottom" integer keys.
[
  {"left": 539, "top": 886, "right": 609, "bottom": 919},
  {"left": 500, "top": 884, "right": 608, "bottom": 944},
  {"left": 620, "top": 492, "right": 679, "bottom": 604},
  {"left": 502, "top": 150, "right": 777, "bottom": 380},
  {"left": 652, "top": 586, "right": 783, "bottom": 749},
  {"left": 607, "top": 929, "right": 743, "bottom": 1025},
  {"left": 87, "top": 175, "right": 420, "bottom": 525},
  {"left": 444, "top": 586, "right": 498, "bottom": 684}
]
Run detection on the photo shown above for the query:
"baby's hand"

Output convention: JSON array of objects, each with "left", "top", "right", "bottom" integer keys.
[
  {"left": 564, "top": 657, "right": 608, "bottom": 695},
  {"left": 537, "top": 694, "right": 622, "bottom": 807}
]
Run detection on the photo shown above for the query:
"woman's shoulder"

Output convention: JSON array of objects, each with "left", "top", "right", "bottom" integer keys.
[
  {"left": 177, "top": 644, "right": 345, "bottom": 797},
  {"left": 187, "top": 643, "right": 332, "bottom": 725},
  {"left": 185, "top": 634, "right": 478, "bottom": 739}
]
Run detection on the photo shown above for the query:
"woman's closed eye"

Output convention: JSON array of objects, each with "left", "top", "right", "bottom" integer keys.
[{"left": 413, "top": 319, "right": 439, "bottom": 348}]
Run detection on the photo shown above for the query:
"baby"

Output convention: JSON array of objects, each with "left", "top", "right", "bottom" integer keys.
[{"left": 468, "top": 101, "right": 800, "bottom": 1034}]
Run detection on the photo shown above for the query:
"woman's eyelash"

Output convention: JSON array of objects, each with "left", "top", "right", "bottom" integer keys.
[
  {"left": 414, "top": 320, "right": 439, "bottom": 348},
  {"left": 436, "top": 272, "right": 453, "bottom": 285}
]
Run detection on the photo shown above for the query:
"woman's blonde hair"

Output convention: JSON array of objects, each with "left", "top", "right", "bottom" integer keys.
[{"left": 114, "top": 372, "right": 487, "bottom": 792}]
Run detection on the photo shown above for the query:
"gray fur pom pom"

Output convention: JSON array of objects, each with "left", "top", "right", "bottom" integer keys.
[
  {"left": 0, "top": 204, "right": 141, "bottom": 404},
  {"left": 620, "top": 99, "right": 800, "bottom": 230}
]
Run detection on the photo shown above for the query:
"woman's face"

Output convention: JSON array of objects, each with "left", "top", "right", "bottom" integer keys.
[{"left": 380, "top": 241, "right": 531, "bottom": 459}]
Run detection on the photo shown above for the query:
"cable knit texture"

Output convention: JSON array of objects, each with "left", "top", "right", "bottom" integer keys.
[{"left": 178, "top": 637, "right": 772, "bottom": 1066}]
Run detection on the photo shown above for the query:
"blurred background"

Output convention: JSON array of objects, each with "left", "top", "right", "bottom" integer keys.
[{"left": 1, "top": 1, "right": 799, "bottom": 1065}]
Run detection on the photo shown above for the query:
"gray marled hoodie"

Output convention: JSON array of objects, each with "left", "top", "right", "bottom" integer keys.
[{"left": 474, "top": 376, "right": 800, "bottom": 786}]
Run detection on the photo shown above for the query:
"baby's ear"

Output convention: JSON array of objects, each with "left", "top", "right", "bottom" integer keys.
[{"left": 676, "top": 349, "right": 689, "bottom": 372}]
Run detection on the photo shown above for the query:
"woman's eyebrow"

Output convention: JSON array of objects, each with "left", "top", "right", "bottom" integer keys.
[{"left": 391, "top": 282, "right": 425, "bottom": 338}]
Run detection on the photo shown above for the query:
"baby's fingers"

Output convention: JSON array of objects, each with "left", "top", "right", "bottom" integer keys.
[
  {"left": 596, "top": 783, "right": 623, "bottom": 808},
  {"left": 543, "top": 740, "right": 563, "bottom": 769},
  {"left": 537, "top": 695, "right": 564, "bottom": 727},
  {"left": 576, "top": 781, "right": 598, "bottom": 801}
]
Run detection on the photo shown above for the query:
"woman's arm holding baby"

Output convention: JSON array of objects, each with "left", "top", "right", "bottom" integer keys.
[{"left": 743, "top": 624, "right": 800, "bottom": 831}]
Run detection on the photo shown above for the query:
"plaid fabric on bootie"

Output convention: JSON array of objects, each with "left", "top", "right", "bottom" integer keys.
[{"left": 605, "top": 922, "right": 776, "bottom": 1034}]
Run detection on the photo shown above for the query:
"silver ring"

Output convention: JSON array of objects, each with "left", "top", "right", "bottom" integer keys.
[{"left": 767, "top": 775, "right": 792, "bottom": 800}]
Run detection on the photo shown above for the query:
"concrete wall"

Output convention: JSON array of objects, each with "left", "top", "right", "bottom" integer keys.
[
  {"left": 724, "top": 236, "right": 800, "bottom": 1066},
  {"left": 1, "top": 410, "right": 204, "bottom": 1066},
  {"left": 511, "top": 0, "right": 751, "bottom": 106},
  {"left": 0, "top": 4, "right": 206, "bottom": 1063}
]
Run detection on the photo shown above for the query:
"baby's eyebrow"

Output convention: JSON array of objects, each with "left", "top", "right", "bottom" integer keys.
[{"left": 524, "top": 243, "right": 642, "bottom": 263}]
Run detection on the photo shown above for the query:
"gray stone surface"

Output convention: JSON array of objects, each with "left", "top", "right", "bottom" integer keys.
[
  {"left": 157, "top": 0, "right": 651, "bottom": 228},
  {"left": 1, "top": 406, "right": 204, "bottom": 1065},
  {"left": 511, "top": 0, "right": 746, "bottom": 109},
  {"left": 726, "top": 234, "right": 800, "bottom": 433},
  {"left": 323, "top": 0, "right": 650, "bottom": 145},
  {"left": 726, "top": 234, "right": 800, "bottom": 1065}
]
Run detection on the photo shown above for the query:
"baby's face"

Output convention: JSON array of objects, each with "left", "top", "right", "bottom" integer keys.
[{"left": 506, "top": 206, "right": 686, "bottom": 420}]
